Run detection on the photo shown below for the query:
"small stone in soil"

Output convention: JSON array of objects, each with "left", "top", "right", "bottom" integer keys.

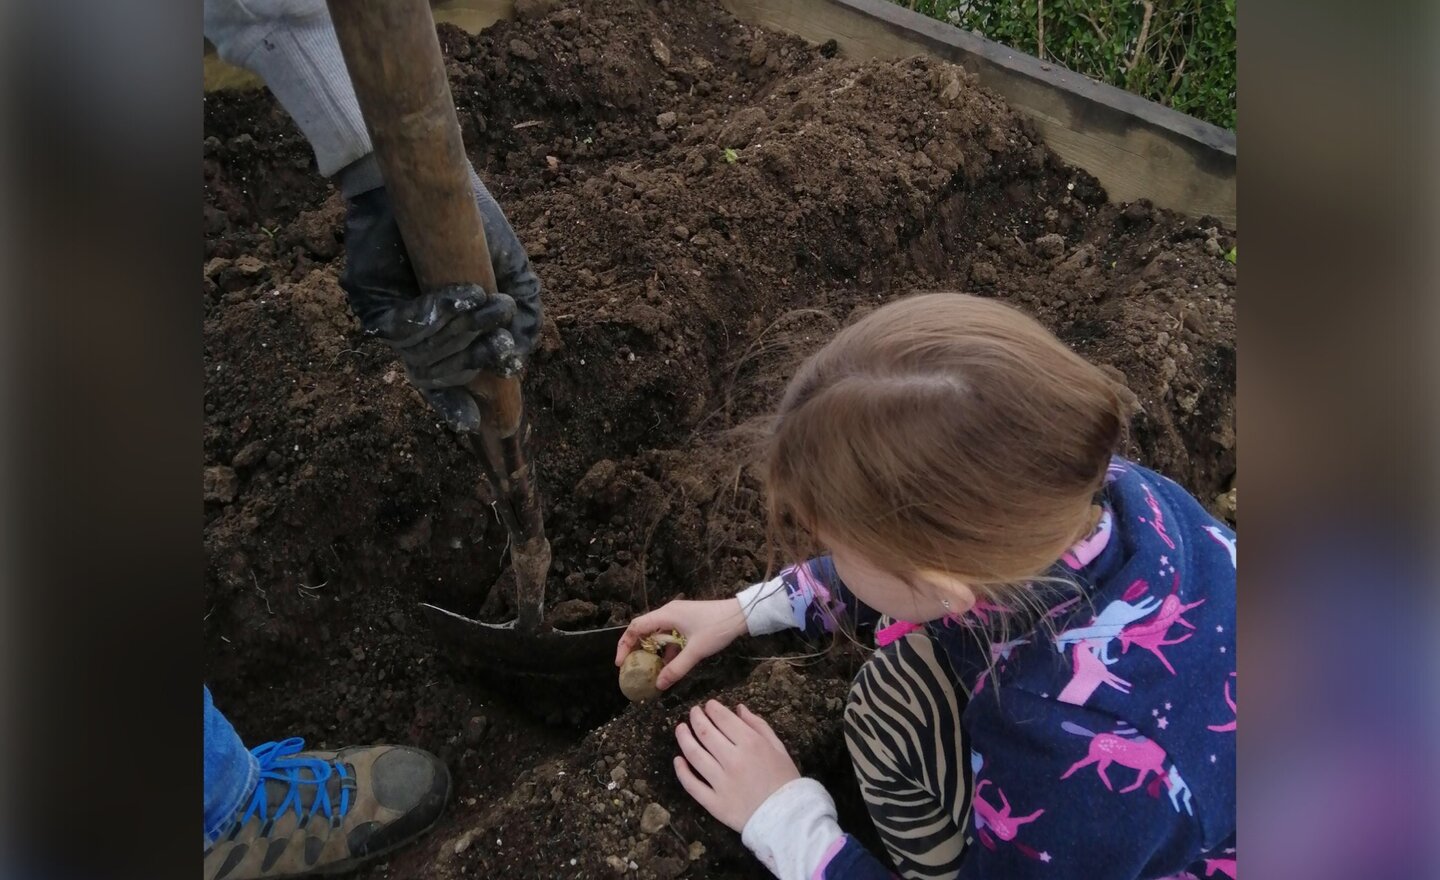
[
  {"left": 232, "top": 440, "right": 268, "bottom": 469},
  {"left": 639, "top": 802, "right": 670, "bottom": 834},
  {"left": 688, "top": 841, "right": 706, "bottom": 861},
  {"left": 1033, "top": 233, "right": 1066, "bottom": 259},
  {"left": 453, "top": 831, "right": 475, "bottom": 855}
]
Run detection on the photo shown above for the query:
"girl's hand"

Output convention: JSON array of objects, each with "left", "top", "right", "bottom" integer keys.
[
  {"left": 615, "top": 599, "right": 749, "bottom": 690},
  {"left": 673, "top": 701, "right": 801, "bottom": 832}
]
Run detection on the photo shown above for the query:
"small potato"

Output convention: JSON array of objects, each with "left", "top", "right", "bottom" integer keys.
[{"left": 619, "top": 650, "right": 665, "bottom": 702}]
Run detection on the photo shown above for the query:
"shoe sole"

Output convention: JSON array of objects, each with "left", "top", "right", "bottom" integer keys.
[{"left": 305, "top": 766, "right": 453, "bottom": 878}]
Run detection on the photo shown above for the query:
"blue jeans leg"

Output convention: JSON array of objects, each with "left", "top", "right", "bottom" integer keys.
[{"left": 204, "top": 686, "right": 259, "bottom": 849}]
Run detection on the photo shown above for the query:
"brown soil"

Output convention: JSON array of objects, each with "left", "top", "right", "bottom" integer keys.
[{"left": 202, "top": 1, "right": 1235, "bottom": 877}]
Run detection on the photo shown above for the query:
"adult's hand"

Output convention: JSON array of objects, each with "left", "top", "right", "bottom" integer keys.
[{"left": 340, "top": 167, "right": 542, "bottom": 432}]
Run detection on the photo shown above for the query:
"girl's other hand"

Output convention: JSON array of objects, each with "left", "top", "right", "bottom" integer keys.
[
  {"left": 673, "top": 701, "right": 801, "bottom": 832},
  {"left": 615, "top": 598, "right": 749, "bottom": 690}
]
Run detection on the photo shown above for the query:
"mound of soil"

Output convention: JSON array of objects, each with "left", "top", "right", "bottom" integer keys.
[{"left": 202, "top": 1, "right": 1235, "bottom": 877}]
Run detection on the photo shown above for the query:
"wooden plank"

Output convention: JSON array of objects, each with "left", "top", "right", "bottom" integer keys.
[
  {"left": 719, "top": 0, "right": 1235, "bottom": 225},
  {"left": 431, "top": 0, "right": 514, "bottom": 35}
]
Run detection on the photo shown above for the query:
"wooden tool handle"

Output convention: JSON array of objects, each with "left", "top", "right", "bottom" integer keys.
[
  {"left": 327, "top": 0, "right": 494, "bottom": 291},
  {"left": 326, "top": 0, "right": 522, "bottom": 436}
]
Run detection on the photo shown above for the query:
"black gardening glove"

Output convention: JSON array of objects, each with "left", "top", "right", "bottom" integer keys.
[{"left": 340, "top": 164, "right": 542, "bottom": 433}]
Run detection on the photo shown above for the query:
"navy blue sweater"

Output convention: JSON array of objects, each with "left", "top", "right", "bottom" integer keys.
[{"left": 773, "top": 460, "right": 1236, "bottom": 879}]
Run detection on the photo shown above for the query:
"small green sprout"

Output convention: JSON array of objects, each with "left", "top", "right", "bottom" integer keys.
[
  {"left": 1224, "top": 246, "right": 1237, "bottom": 264},
  {"left": 723, "top": 147, "right": 739, "bottom": 164}
]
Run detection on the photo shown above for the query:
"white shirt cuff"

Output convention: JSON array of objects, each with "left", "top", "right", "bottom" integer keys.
[
  {"left": 736, "top": 577, "right": 800, "bottom": 636},
  {"left": 741, "top": 778, "right": 845, "bottom": 880}
]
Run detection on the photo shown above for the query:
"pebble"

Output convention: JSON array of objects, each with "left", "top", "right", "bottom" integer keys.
[
  {"left": 640, "top": 802, "right": 671, "bottom": 834},
  {"left": 1033, "top": 233, "right": 1066, "bottom": 259},
  {"left": 453, "top": 831, "right": 475, "bottom": 855},
  {"left": 232, "top": 440, "right": 268, "bottom": 469},
  {"left": 464, "top": 715, "right": 489, "bottom": 746}
]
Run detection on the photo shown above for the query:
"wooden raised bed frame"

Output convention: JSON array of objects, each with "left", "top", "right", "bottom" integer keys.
[{"left": 204, "top": 0, "right": 1236, "bottom": 227}]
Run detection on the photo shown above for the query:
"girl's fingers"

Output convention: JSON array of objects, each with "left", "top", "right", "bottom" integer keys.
[
  {"left": 615, "top": 609, "right": 674, "bottom": 666},
  {"left": 675, "top": 722, "right": 724, "bottom": 783},
  {"left": 673, "top": 755, "right": 720, "bottom": 814},
  {"left": 689, "top": 703, "right": 737, "bottom": 755},
  {"left": 738, "top": 704, "right": 790, "bottom": 756},
  {"left": 656, "top": 644, "right": 704, "bottom": 690},
  {"left": 703, "top": 700, "right": 753, "bottom": 746}
]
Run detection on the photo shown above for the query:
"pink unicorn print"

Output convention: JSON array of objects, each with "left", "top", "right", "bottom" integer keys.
[
  {"left": 1117, "top": 575, "right": 1206, "bottom": 674},
  {"left": 1137, "top": 483, "right": 1177, "bottom": 550},
  {"left": 991, "top": 637, "right": 1030, "bottom": 662},
  {"left": 1044, "top": 595, "right": 1083, "bottom": 620},
  {"left": 1164, "top": 764, "right": 1193, "bottom": 815},
  {"left": 1204, "top": 849, "right": 1237, "bottom": 878},
  {"left": 1203, "top": 525, "right": 1236, "bottom": 568},
  {"left": 972, "top": 636, "right": 1032, "bottom": 696},
  {"left": 1057, "top": 642, "right": 1132, "bottom": 706},
  {"left": 1059, "top": 722, "right": 1169, "bottom": 793},
  {"left": 972, "top": 779, "right": 1044, "bottom": 849},
  {"left": 1054, "top": 586, "right": 1162, "bottom": 662},
  {"left": 1062, "top": 507, "right": 1114, "bottom": 569},
  {"left": 1207, "top": 673, "right": 1237, "bottom": 732}
]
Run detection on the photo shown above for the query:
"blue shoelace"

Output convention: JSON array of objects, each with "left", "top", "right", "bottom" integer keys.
[{"left": 239, "top": 738, "right": 353, "bottom": 833}]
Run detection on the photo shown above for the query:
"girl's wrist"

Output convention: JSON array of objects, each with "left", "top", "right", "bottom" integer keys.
[
  {"left": 735, "top": 577, "right": 798, "bottom": 636},
  {"left": 740, "top": 778, "right": 845, "bottom": 880}
]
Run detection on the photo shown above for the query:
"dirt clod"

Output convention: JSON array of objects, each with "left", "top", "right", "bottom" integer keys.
[
  {"left": 464, "top": 715, "right": 490, "bottom": 746},
  {"left": 640, "top": 802, "right": 670, "bottom": 834},
  {"left": 1034, "top": 232, "right": 1066, "bottom": 259},
  {"left": 204, "top": 466, "right": 239, "bottom": 504}
]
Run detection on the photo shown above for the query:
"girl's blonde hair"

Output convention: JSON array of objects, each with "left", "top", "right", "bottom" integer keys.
[{"left": 766, "top": 293, "right": 1129, "bottom": 610}]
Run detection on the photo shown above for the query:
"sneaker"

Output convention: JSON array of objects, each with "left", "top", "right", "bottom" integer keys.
[{"left": 204, "top": 737, "right": 450, "bottom": 879}]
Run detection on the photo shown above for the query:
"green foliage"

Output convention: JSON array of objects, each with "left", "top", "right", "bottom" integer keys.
[
  {"left": 901, "top": 0, "right": 1235, "bottom": 130},
  {"left": 1225, "top": 245, "right": 1236, "bottom": 264},
  {"left": 723, "top": 147, "right": 740, "bottom": 164}
]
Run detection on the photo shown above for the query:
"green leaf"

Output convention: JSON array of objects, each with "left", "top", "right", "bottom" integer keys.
[
  {"left": 1224, "top": 246, "right": 1237, "bottom": 264},
  {"left": 723, "top": 147, "right": 739, "bottom": 164}
]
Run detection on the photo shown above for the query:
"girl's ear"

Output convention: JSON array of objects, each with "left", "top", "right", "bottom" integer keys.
[{"left": 916, "top": 569, "right": 978, "bottom": 614}]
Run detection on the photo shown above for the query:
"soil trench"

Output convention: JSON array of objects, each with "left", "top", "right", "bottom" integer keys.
[{"left": 203, "top": 2, "right": 1235, "bottom": 877}]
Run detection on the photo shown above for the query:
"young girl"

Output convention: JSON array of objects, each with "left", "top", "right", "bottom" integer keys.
[{"left": 615, "top": 293, "right": 1236, "bottom": 880}]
